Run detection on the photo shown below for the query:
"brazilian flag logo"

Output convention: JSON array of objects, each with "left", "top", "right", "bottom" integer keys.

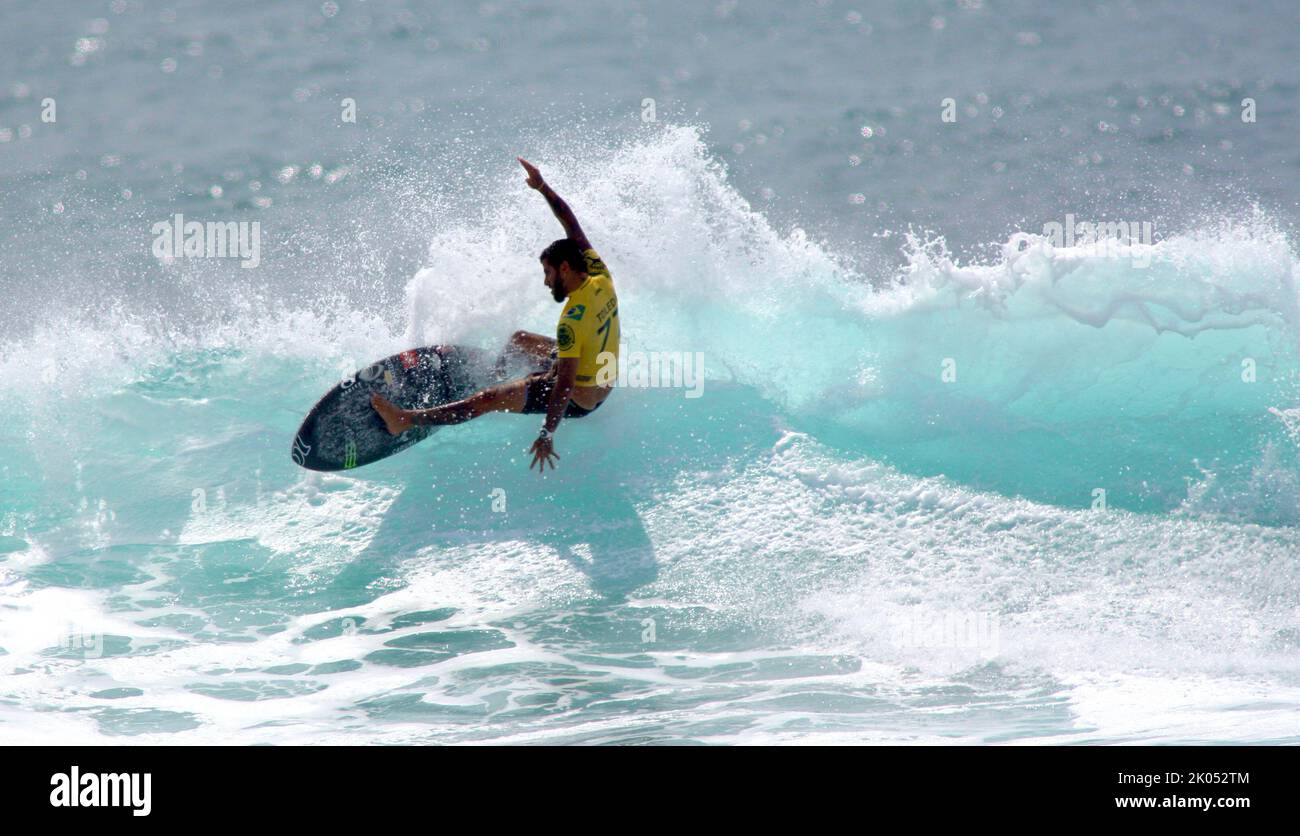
[
  {"left": 564, "top": 304, "right": 586, "bottom": 321},
  {"left": 557, "top": 323, "right": 576, "bottom": 351}
]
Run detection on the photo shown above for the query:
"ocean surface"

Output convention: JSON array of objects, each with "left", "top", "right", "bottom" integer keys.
[{"left": 1, "top": 0, "right": 1298, "bottom": 744}]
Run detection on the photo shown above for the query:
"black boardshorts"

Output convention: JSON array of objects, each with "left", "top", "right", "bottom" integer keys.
[{"left": 521, "top": 371, "right": 604, "bottom": 419}]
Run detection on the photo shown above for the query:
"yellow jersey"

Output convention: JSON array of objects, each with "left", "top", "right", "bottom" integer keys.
[{"left": 556, "top": 249, "right": 619, "bottom": 387}]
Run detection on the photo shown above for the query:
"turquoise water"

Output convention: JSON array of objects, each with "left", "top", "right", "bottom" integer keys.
[{"left": 1, "top": 1, "right": 1299, "bottom": 744}]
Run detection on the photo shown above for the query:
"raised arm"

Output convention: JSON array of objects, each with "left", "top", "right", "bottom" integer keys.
[{"left": 517, "top": 157, "right": 591, "bottom": 251}]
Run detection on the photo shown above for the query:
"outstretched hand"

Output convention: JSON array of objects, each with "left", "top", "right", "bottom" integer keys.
[
  {"left": 529, "top": 435, "right": 560, "bottom": 472},
  {"left": 517, "top": 156, "right": 545, "bottom": 190}
]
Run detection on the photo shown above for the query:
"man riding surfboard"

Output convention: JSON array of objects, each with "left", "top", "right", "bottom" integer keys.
[{"left": 370, "top": 157, "right": 620, "bottom": 472}]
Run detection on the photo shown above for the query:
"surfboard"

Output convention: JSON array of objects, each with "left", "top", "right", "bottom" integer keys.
[{"left": 291, "top": 345, "right": 493, "bottom": 471}]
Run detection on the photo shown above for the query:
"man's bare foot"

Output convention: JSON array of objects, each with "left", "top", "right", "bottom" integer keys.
[{"left": 371, "top": 393, "right": 412, "bottom": 436}]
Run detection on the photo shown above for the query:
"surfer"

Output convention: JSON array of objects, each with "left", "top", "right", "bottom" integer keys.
[{"left": 371, "top": 157, "right": 620, "bottom": 472}]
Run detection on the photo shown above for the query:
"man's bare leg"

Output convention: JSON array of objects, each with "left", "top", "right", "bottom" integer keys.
[
  {"left": 371, "top": 378, "right": 530, "bottom": 436},
  {"left": 494, "top": 330, "right": 556, "bottom": 378}
]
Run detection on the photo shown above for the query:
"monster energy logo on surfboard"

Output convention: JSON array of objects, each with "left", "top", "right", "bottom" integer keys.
[{"left": 344, "top": 439, "right": 358, "bottom": 469}]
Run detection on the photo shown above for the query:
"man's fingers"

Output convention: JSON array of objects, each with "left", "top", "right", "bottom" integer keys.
[
  {"left": 517, "top": 157, "right": 543, "bottom": 187},
  {"left": 526, "top": 439, "right": 558, "bottom": 473}
]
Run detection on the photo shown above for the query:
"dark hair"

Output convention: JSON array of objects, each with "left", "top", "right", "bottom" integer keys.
[{"left": 539, "top": 238, "right": 587, "bottom": 274}]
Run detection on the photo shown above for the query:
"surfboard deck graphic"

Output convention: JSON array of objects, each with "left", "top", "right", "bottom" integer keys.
[{"left": 291, "top": 345, "right": 491, "bottom": 472}]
